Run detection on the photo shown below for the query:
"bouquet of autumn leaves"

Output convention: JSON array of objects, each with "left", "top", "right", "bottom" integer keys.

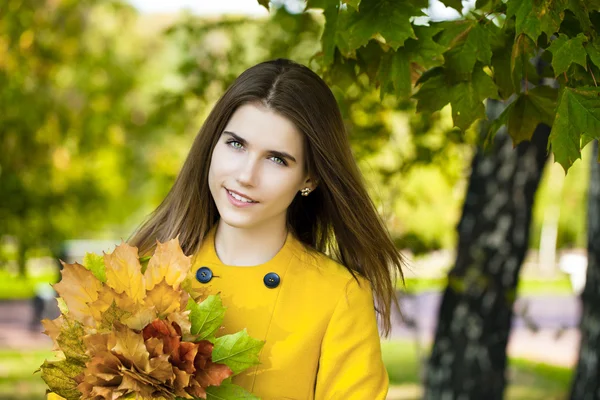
[{"left": 38, "top": 237, "right": 264, "bottom": 400}]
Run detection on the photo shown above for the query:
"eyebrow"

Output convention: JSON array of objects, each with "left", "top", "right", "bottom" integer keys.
[{"left": 223, "top": 131, "right": 297, "bottom": 163}]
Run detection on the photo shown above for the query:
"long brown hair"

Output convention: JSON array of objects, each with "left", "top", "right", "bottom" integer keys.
[{"left": 128, "top": 58, "right": 404, "bottom": 336}]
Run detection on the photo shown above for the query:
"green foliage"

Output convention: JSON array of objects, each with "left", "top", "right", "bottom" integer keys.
[
  {"left": 205, "top": 382, "right": 260, "bottom": 399},
  {"left": 295, "top": 0, "right": 600, "bottom": 172},
  {"left": 188, "top": 295, "right": 226, "bottom": 341},
  {"left": 82, "top": 253, "right": 107, "bottom": 283},
  {"left": 0, "top": 0, "right": 150, "bottom": 275},
  {"left": 212, "top": 330, "right": 265, "bottom": 375}
]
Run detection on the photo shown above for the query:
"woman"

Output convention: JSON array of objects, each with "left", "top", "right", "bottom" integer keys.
[{"left": 128, "top": 58, "right": 404, "bottom": 399}]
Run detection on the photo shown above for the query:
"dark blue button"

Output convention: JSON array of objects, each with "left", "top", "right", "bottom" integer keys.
[
  {"left": 263, "top": 272, "right": 280, "bottom": 288},
  {"left": 196, "top": 266, "right": 213, "bottom": 283}
]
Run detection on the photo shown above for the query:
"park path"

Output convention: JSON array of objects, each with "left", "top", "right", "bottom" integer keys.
[{"left": 0, "top": 292, "right": 580, "bottom": 366}]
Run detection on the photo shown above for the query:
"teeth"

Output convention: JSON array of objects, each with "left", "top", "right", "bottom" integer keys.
[{"left": 228, "top": 190, "right": 255, "bottom": 203}]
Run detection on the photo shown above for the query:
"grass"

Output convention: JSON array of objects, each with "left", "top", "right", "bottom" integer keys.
[
  {"left": 399, "top": 276, "right": 574, "bottom": 296},
  {"left": 0, "top": 349, "right": 54, "bottom": 400},
  {"left": 0, "top": 270, "right": 58, "bottom": 300},
  {"left": 381, "top": 339, "right": 572, "bottom": 400},
  {"left": 0, "top": 341, "right": 571, "bottom": 400}
]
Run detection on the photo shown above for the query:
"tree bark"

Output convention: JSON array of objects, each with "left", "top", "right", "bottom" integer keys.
[
  {"left": 570, "top": 140, "right": 600, "bottom": 400},
  {"left": 424, "top": 99, "right": 549, "bottom": 399}
]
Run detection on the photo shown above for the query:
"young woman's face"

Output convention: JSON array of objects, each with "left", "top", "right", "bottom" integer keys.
[{"left": 208, "top": 102, "right": 314, "bottom": 231}]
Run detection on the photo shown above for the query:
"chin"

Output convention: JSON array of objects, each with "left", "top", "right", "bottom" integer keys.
[{"left": 217, "top": 210, "right": 259, "bottom": 230}]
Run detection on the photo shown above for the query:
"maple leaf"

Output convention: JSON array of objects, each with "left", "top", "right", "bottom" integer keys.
[
  {"left": 40, "top": 359, "right": 85, "bottom": 400},
  {"left": 506, "top": 0, "right": 566, "bottom": 43},
  {"left": 112, "top": 322, "right": 151, "bottom": 372},
  {"left": 188, "top": 295, "right": 226, "bottom": 341},
  {"left": 83, "top": 252, "right": 107, "bottom": 282},
  {"left": 144, "top": 237, "right": 191, "bottom": 291},
  {"left": 211, "top": 330, "right": 265, "bottom": 375},
  {"left": 104, "top": 241, "right": 146, "bottom": 303},
  {"left": 54, "top": 261, "right": 103, "bottom": 326},
  {"left": 549, "top": 86, "right": 600, "bottom": 172},
  {"left": 42, "top": 315, "right": 64, "bottom": 351},
  {"left": 547, "top": 33, "right": 588, "bottom": 77},
  {"left": 205, "top": 382, "right": 260, "bottom": 400},
  {"left": 146, "top": 279, "right": 187, "bottom": 317},
  {"left": 414, "top": 66, "right": 498, "bottom": 131},
  {"left": 488, "top": 86, "right": 558, "bottom": 146},
  {"left": 343, "top": 0, "right": 423, "bottom": 52}
]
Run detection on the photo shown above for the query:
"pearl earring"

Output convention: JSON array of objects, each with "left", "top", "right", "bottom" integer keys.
[{"left": 300, "top": 187, "right": 311, "bottom": 196}]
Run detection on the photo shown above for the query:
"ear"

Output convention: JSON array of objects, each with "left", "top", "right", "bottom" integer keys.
[{"left": 301, "top": 176, "right": 317, "bottom": 191}]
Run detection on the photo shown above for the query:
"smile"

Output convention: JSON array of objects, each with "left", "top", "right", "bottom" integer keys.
[{"left": 226, "top": 188, "right": 258, "bottom": 204}]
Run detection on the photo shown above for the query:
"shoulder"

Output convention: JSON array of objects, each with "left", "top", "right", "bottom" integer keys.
[{"left": 287, "top": 237, "right": 373, "bottom": 302}]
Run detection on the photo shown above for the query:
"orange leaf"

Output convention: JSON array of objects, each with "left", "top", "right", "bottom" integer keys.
[{"left": 53, "top": 262, "right": 103, "bottom": 325}]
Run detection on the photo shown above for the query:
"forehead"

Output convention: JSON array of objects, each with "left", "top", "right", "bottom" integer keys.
[{"left": 224, "top": 103, "right": 304, "bottom": 152}]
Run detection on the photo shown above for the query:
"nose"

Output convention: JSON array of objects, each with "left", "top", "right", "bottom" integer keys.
[{"left": 236, "top": 155, "right": 259, "bottom": 188}]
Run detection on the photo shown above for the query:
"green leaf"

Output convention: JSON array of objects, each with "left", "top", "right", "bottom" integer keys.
[
  {"left": 414, "top": 66, "right": 498, "bottom": 130},
  {"left": 444, "top": 21, "right": 497, "bottom": 80},
  {"left": 506, "top": 0, "right": 566, "bottom": 43},
  {"left": 488, "top": 86, "right": 558, "bottom": 145},
  {"left": 550, "top": 86, "right": 600, "bottom": 172},
  {"left": 321, "top": 4, "right": 339, "bottom": 66},
  {"left": 511, "top": 33, "right": 537, "bottom": 89},
  {"left": 188, "top": 294, "right": 226, "bottom": 341},
  {"left": 40, "top": 359, "right": 85, "bottom": 400},
  {"left": 343, "top": 0, "right": 361, "bottom": 10},
  {"left": 404, "top": 25, "right": 446, "bottom": 69},
  {"left": 547, "top": 33, "right": 588, "bottom": 77},
  {"left": 212, "top": 329, "right": 265, "bottom": 375},
  {"left": 440, "top": 0, "right": 463, "bottom": 13},
  {"left": 491, "top": 32, "right": 516, "bottom": 99},
  {"left": 306, "top": 0, "right": 337, "bottom": 9},
  {"left": 82, "top": 252, "right": 106, "bottom": 282},
  {"left": 586, "top": 38, "right": 600, "bottom": 69},
  {"left": 56, "top": 318, "right": 88, "bottom": 364},
  {"left": 378, "top": 47, "right": 411, "bottom": 99},
  {"left": 256, "top": 0, "right": 270, "bottom": 11},
  {"left": 566, "top": 0, "right": 593, "bottom": 32},
  {"left": 206, "top": 382, "right": 260, "bottom": 400},
  {"left": 345, "top": 0, "right": 422, "bottom": 51}
]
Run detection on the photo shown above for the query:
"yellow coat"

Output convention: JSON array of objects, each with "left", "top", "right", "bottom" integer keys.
[
  {"left": 47, "top": 227, "right": 388, "bottom": 400},
  {"left": 189, "top": 227, "right": 389, "bottom": 399}
]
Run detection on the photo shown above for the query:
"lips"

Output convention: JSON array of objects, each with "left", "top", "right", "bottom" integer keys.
[{"left": 225, "top": 188, "right": 258, "bottom": 203}]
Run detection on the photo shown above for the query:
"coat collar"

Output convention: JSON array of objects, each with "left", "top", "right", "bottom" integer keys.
[{"left": 192, "top": 224, "right": 298, "bottom": 271}]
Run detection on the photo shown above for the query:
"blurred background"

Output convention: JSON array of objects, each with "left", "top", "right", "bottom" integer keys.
[{"left": 0, "top": 0, "right": 588, "bottom": 399}]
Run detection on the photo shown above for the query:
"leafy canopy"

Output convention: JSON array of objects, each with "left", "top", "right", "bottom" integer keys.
[{"left": 259, "top": 0, "right": 600, "bottom": 172}]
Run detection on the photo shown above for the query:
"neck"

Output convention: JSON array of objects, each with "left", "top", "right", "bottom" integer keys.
[{"left": 213, "top": 219, "right": 289, "bottom": 266}]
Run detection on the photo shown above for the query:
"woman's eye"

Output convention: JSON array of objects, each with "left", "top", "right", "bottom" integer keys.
[
  {"left": 270, "top": 156, "right": 287, "bottom": 166},
  {"left": 227, "top": 140, "right": 243, "bottom": 149}
]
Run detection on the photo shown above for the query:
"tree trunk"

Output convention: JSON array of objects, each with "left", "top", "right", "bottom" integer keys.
[
  {"left": 424, "top": 99, "right": 549, "bottom": 399},
  {"left": 570, "top": 140, "right": 600, "bottom": 399}
]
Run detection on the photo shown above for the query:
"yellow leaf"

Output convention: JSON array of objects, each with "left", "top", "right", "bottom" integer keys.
[
  {"left": 144, "top": 236, "right": 191, "bottom": 291},
  {"left": 123, "top": 307, "right": 156, "bottom": 331},
  {"left": 145, "top": 280, "right": 184, "bottom": 317},
  {"left": 53, "top": 262, "right": 103, "bottom": 326},
  {"left": 104, "top": 242, "right": 145, "bottom": 303},
  {"left": 112, "top": 322, "right": 150, "bottom": 372}
]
